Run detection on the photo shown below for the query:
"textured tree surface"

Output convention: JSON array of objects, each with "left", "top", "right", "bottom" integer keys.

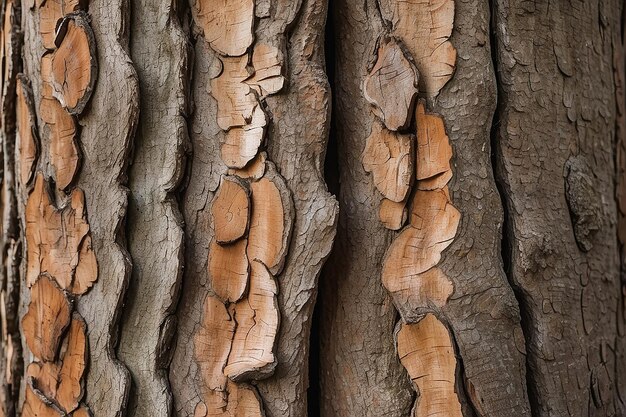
[{"left": 0, "top": 0, "right": 622, "bottom": 416}]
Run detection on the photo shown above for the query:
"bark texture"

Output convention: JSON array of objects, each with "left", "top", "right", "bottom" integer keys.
[
  {"left": 0, "top": 0, "right": 622, "bottom": 416},
  {"left": 117, "top": 0, "right": 188, "bottom": 415},
  {"left": 169, "top": 1, "right": 337, "bottom": 416},
  {"left": 494, "top": 0, "right": 626, "bottom": 415}
]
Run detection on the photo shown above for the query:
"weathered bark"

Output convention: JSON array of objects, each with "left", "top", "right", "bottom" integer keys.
[
  {"left": 0, "top": 0, "right": 623, "bottom": 416},
  {"left": 493, "top": 0, "right": 626, "bottom": 415},
  {"left": 319, "top": 2, "right": 414, "bottom": 416},
  {"left": 116, "top": 0, "right": 188, "bottom": 415},
  {"left": 19, "top": 0, "right": 138, "bottom": 415},
  {"left": 169, "top": 1, "right": 336, "bottom": 416}
]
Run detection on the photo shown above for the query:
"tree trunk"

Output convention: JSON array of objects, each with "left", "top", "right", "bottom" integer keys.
[{"left": 0, "top": 0, "right": 623, "bottom": 416}]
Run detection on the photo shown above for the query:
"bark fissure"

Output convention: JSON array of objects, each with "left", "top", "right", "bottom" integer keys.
[{"left": 488, "top": 6, "right": 538, "bottom": 414}]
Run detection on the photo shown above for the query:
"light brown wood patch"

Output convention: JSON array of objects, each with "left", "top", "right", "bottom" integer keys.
[
  {"left": 40, "top": 53, "right": 80, "bottom": 191},
  {"left": 211, "top": 55, "right": 259, "bottom": 131},
  {"left": 28, "top": 314, "right": 87, "bottom": 413},
  {"left": 225, "top": 260, "right": 278, "bottom": 382},
  {"left": 194, "top": 296, "right": 235, "bottom": 394},
  {"left": 25, "top": 173, "right": 97, "bottom": 294},
  {"left": 379, "top": 198, "right": 408, "bottom": 231},
  {"left": 379, "top": 0, "right": 456, "bottom": 97},
  {"left": 22, "top": 276, "right": 71, "bottom": 362},
  {"left": 363, "top": 37, "right": 419, "bottom": 131},
  {"left": 247, "top": 42, "right": 285, "bottom": 98},
  {"left": 396, "top": 314, "right": 463, "bottom": 417},
  {"left": 362, "top": 120, "right": 414, "bottom": 202},
  {"left": 39, "top": 0, "right": 84, "bottom": 50},
  {"left": 22, "top": 386, "right": 62, "bottom": 417},
  {"left": 41, "top": 103, "right": 79, "bottom": 190},
  {"left": 192, "top": 0, "right": 254, "bottom": 57},
  {"left": 195, "top": 380, "right": 264, "bottom": 417},
  {"left": 382, "top": 189, "right": 459, "bottom": 291},
  {"left": 247, "top": 163, "right": 294, "bottom": 275},
  {"left": 228, "top": 151, "right": 267, "bottom": 180},
  {"left": 50, "top": 13, "right": 97, "bottom": 114},
  {"left": 383, "top": 267, "right": 453, "bottom": 322},
  {"left": 221, "top": 106, "right": 266, "bottom": 169},
  {"left": 208, "top": 239, "right": 249, "bottom": 303},
  {"left": 16, "top": 75, "right": 39, "bottom": 186},
  {"left": 213, "top": 176, "right": 250, "bottom": 244},
  {"left": 415, "top": 101, "right": 452, "bottom": 183}
]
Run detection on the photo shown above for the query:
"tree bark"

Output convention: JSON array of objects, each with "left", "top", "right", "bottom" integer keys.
[{"left": 0, "top": 0, "right": 622, "bottom": 416}]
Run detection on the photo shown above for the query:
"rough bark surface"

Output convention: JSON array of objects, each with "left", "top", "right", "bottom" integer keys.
[
  {"left": 493, "top": 0, "right": 625, "bottom": 415},
  {"left": 19, "top": 0, "right": 138, "bottom": 416},
  {"left": 0, "top": 0, "right": 624, "bottom": 415},
  {"left": 319, "top": 1, "right": 414, "bottom": 416},
  {"left": 116, "top": 0, "right": 187, "bottom": 415},
  {"left": 170, "top": 1, "right": 337, "bottom": 416}
]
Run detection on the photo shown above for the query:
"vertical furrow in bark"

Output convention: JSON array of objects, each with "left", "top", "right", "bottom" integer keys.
[
  {"left": 0, "top": 0, "right": 21, "bottom": 414},
  {"left": 254, "top": 0, "right": 338, "bottom": 415},
  {"left": 493, "top": 0, "right": 623, "bottom": 415},
  {"left": 117, "top": 0, "right": 188, "bottom": 414},
  {"left": 319, "top": 1, "right": 415, "bottom": 416}
]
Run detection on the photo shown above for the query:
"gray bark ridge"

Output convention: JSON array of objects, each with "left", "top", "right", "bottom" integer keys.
[
  {"left": 73, "top": 0, "right": 139, "bottom": 414},
  {"left": 117, "top": 0, "right": 189, "bottom": 415}
]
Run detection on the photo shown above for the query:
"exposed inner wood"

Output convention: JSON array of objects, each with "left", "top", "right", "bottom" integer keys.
[
  {"left": 379, "top": 198, "right": 408, "bottom": 231},
  {"left": 212, "top": 176, "right": 250, "bottom": 244},
  {"left": 378, "top": 0, "right": 456, "bottom": 97},
  {"left": 246, "top": 42, "right": 285, "bottom": 98},
  {"left": 195, "top": 380, "right": 264, "bottom": 417},
  {"left": 22, "top": 386, "right": 62, "bottom": 417},
  {"left": 194, "top": 295, "right": 235, "bottom": 396},
  {"left": 50, "top": 13, "right": 97, "bottom": 115},
  {"left": 224, "top": 260, "right": 278, "bottom": 382},
  {"left": 396, "top": 314, "right": 463, "bottom": 417},
  {"left": 383, "top": 267, "right": 453, "bottom": 321},
  {"left": 211, "top": 56, "right": 258, "bottom": 131},
  {"left": 247, "top": 163, "right": 294, "bottom": 275},
  {"left": 16, "top": 75, "right": 39, "bottom": 186},
  {"left": 28, "top": 314, "right": 87, "bottom": 413},
  {"left": 381, "top": 189, "right": 459, "bottom": 318},
  {"left": 363, "top": 37, "right": 419, "bottom": 131},
  {"left": 39, "top": 0, "right": 84, "bottom": 50},
  {"left": 22, "top": 276, "right": 71, "bottom": 362},
  {"left": 220, "top": 106, "right": 266, "bottom": 169},
  {"left": 415, "top": 101, "right": 452, "bottom": 183},
  {"left": 25, "top": 173, "right": 98, "bottom": 294},
  {"left": 228, "top": 151, "right": 267, "bottom": 180},
  {"left": 362, "top": 120, "right": 414, "bottom": 202},
  {"left": 39, "top": 60, "right": 80, "bottom": 190},
  {"left": 208, "top": 238, "right": 249, "bottom": 304},
  {"left": 192, "top": 0, "right": 254, "bottom": 57}
]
